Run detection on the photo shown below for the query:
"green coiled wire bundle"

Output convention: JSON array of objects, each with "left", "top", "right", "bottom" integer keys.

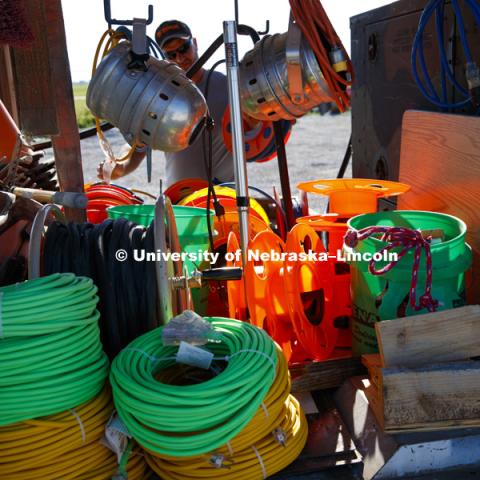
[
  {"left": 0, "top": 273, "right": 109, "bottom": 426},
  {"left": 110, "top": 317, "right": 278, "bottom": 457}
]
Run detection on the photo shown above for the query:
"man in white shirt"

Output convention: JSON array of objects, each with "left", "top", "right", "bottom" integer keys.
[{"left": 97, "top": 20, "right": 234, "bottom": 187}]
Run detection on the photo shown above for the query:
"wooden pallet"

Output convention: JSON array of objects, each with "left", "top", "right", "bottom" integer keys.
[{"left": 362, "top": 306, "right": 480, "bottom": 433}]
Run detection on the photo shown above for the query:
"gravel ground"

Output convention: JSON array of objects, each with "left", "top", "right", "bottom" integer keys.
[{"left": 80, "top": 112, "right": 352, "bottom": 212}]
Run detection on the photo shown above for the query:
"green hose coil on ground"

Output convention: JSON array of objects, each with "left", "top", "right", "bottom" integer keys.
[
  {"left": 110, "top": 317, "right": 278, "bottom": 457},
  {"left": 0, "top": 273, "right": 109, "bottom": 426}
]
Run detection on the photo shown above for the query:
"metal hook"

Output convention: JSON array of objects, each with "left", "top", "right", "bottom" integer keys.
[
  {"left": 103, "top": 0, "right": 154, "bottom": 27},
  {"left": 257, "top": 20, "right": 270, "bottom": 35}
]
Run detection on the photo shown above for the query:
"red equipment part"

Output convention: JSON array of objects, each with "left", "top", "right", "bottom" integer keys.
[{"left": 0, "top": 100, "right": 20, "bottom": 162}]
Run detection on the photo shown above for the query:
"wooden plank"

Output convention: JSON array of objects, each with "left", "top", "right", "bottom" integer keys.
[
  {"left": 44, "top": 0, "right": 85, "bottom": 222},
  {"left": 0, "top": 46, "right": 19, "bottom": 124},
  {"left": 335, "top": 376, "right": 480, "bottom": 480},
  {"left": 398, "top": 110, "right": 480, "bottom": 303},
  {"left": 362, "top": 354, "right": 383, "bottom": 391},
  {"left": 360, "top": 377, "right": 384, "bottom": 429},
  {"left": 10, "top": 0, "right": 58, "bottom": 135},
  {"left": 290, "top": 356, "right": 366, "bottom": 393},
  {"left": 382, "top": 361, "right": 480, "bottom": 432},
  {"left": 375, "top": 305, "right": 480, "bottom": 368}
]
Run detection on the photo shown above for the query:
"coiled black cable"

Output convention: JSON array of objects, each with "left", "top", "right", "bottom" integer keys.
[{"left": 43, "top": 218, "right": 160, "bottom": 359}]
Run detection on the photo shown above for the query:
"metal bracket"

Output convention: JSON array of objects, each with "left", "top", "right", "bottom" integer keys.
[
  {"left": 103, "top": 0, "right": 153, "bottom": 27},
  {"left": 127, "top": 18, "right": 150, "bottom": 71},
  {"left": 286, "top": 13, "right": 304, "bottom": 105},
  {"left": 132, "top": 18, "right": 148, "bottom": 56}
]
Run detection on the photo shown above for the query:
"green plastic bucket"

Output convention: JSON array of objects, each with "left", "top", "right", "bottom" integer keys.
[
  {"left": 107, "top": 204, "right": 214, "bottom": 314},
  {"left": 344, "top": 210, "right": 472, "bottom": 355}
]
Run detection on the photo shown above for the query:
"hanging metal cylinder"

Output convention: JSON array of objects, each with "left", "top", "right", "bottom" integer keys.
[
  {"left": 87, "top": 42, "right": 207, "bottom": 151},
  {"left": 239, "top": 29, "right": 333, "bottom": 121}
]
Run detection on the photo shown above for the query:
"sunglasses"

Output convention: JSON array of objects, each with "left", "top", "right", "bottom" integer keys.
[{"left": 162, "top": 39, "right": 192, "bottom": 60}]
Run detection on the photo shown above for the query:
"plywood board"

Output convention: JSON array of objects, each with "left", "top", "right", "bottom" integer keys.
[
  {"left": 382, "top": 361, "right": 480, "bottom": 432},
  {"left": 398, "top": 110, "right": 480, "bottom": 303},
  {"left": 375, "top": 305, "right": 480, "bottom": 368}
]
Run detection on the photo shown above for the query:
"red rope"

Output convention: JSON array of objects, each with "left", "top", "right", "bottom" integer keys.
[
  {"left": 289, "top": 0, "right": 354, "bottom": 112},
  {"left": 344, "top": 226, "right": 439, "bottom": 313}
]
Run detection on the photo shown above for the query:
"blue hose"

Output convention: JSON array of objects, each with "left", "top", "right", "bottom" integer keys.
[{"left": 412, "top": 0, "right": 480, "bottom": 109}]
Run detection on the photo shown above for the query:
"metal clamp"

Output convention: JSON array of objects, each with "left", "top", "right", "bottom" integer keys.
[{"left": 285, "top": 13, "right": 304, "bottom": 105}]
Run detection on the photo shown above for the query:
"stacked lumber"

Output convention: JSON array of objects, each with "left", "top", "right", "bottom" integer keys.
[{"left": 362, "top": 305, "right": 480, "bottom": 433}]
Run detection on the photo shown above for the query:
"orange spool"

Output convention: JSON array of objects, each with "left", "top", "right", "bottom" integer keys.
[
  {"left": 285, "top": 224, "right": 338, "bottom": 360},
  {"left": 297, "top": 179, "right": 411, "bottom": 217},
  {"left": 297, "top": 214, "right": 352, "bottom": 349},
  {"left": 244, "top": 230, "right": 294, "bottom": 360},
  {"left": 222, "top": 106, "right": 274, "bottom": 162},
  {"left": 164, "top": 178, "right": 208, "bottom": 204},
  {"left": 84, "top": 183, "right": 142, "bottom": 223}
]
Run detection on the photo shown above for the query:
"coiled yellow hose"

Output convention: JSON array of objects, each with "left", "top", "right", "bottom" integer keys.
[
  {"left": 144, "top": 346, "right": 307, "bottom": 479},
  {"left": 0, "top": 387, "right": 146, "bottom": 479},
  {"left": 146, "top": 395, "right": 307, "bottom": 479}
]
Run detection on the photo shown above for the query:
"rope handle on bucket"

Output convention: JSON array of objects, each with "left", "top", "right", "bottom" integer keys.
[{"left": 344, "top": 226, "right": 439, "bottom": 313}]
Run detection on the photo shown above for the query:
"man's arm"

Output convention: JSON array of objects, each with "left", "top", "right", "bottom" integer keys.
[{"left": 97, "top": 145, "right": 147, "bottom": 180}]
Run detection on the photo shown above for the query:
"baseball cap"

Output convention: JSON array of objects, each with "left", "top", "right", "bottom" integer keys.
[{"left": 155, "top": 20, "right": 192, "bottom": 49}]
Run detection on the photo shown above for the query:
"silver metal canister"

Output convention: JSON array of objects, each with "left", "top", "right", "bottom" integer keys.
[
  {"left": 87, "top": 42, "right": 207, "bottom": 151},
  {"left": 239, "top": 31, "right": 333, "bottom": 121}
]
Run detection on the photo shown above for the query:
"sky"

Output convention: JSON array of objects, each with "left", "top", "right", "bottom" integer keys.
[{"left": 62, "top": 0, "right": 395, "bottom": 82}]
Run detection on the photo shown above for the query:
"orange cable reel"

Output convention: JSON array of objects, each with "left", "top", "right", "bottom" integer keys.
[
  {"left": 284, "top": 223, "right": 338, "bottom": 360},
  {"left": 297, "top": 214, "right": 352, "bottom": 349},
  {"left": 226, "top": 231, "right": 248, "bottom": 321},
  {"left": 297, "top": 178, "right": 411, "bottom": 217},
  {"left": 244, "top": 230, "right": 296, "bottom": 360},
  {"left": 164, "top": 178, "right": 208, "bottom": 204},
  {"left": 222, "top": 106, "right": 273, "bottom": 161},
  {"left": 222, "top": 106, "right": 292, "bottom": 163},
  {"left": 84, "top": 183, "right": 143, "bottom": 223}
]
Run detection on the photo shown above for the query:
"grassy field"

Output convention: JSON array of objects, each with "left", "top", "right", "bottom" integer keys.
[{"left": 73, "top": 82, "right": 95, "bottom": 129}]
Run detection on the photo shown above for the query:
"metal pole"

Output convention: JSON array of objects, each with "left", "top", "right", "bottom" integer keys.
[
  {"left": 223, "top": 21, "right": 249, "bottom": 266},
  {"left": 274, "top": 121, "right": 295, "bottom": 230}
]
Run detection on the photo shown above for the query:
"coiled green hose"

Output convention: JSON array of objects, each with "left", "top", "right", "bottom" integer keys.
[
  {"left": 110, "top": 318, "right": 277, "bottom": 457},
  {"left": 0, "top": 273, "right": 109, "bottom": 426}
]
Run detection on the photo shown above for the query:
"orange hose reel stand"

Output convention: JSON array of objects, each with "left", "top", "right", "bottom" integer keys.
[
  {"left": 284, "top": 223, "right": 338, "bottom": 360},
  {"left": 297, "top": 214, "right": 352, "bottom": 349},
  {"left": 244, "top": 230, "right": 295, "bottom": 360}
]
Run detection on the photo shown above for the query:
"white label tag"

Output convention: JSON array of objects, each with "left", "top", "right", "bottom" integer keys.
[
  {"left": 102, "top": 414, "right": 131, "bottom": 464},
  {"left": 176, "top": 341, "right": 214, "bottom": 370}
]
